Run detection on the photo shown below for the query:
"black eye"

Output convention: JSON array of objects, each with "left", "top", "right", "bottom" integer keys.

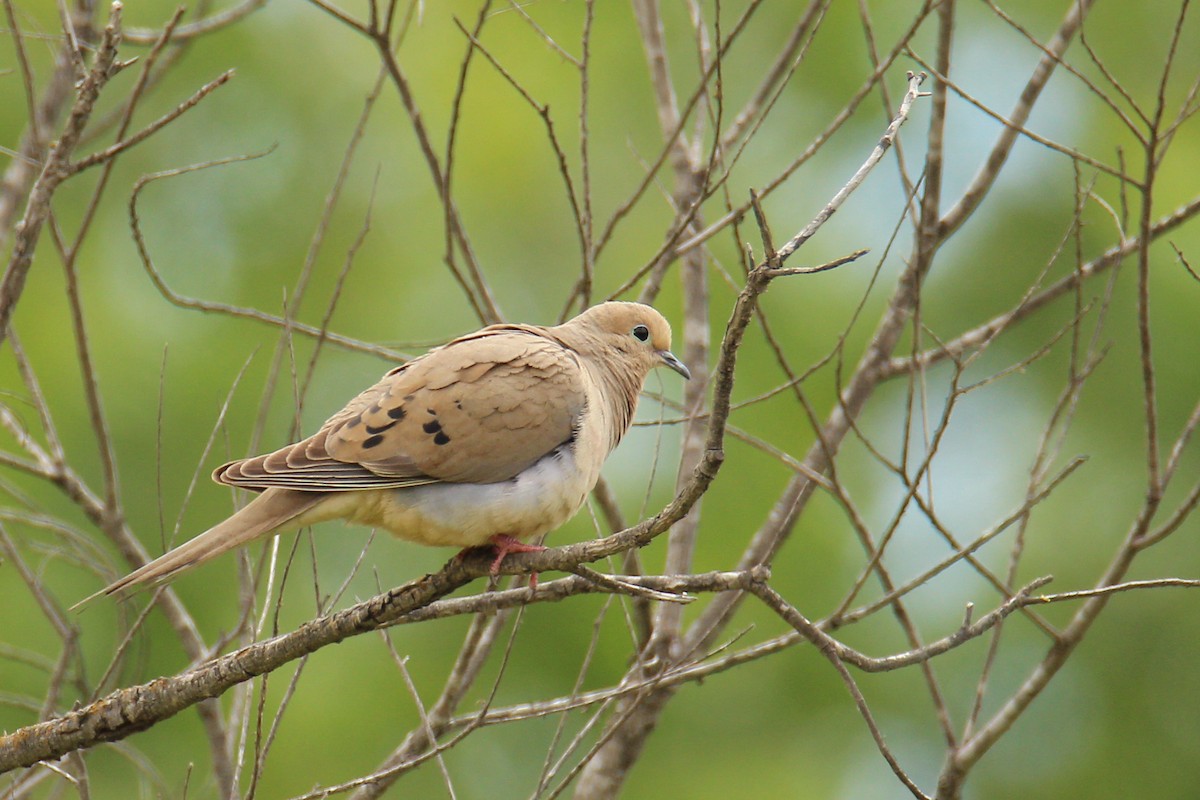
[{"left": 632, "top": 324, "right": 650, "bottom": 342}]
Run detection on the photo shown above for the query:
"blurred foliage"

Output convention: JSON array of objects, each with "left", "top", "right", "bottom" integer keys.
[{"left": 1, "top": 1, "right": 1199, "bottom": 798}]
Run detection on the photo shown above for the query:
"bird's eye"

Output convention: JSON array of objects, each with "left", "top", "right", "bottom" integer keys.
[{"left": 632, "top": 324, "right": 650, "bottom": 342}]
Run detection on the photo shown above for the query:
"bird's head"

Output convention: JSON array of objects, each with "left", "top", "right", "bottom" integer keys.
[{"left": 563, "top": 301, "right": 691, "bottom": 381}]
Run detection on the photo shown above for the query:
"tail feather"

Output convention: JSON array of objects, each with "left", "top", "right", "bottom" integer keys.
[{"left": 72, "top": 489, "right": 327, "bottom": 611}]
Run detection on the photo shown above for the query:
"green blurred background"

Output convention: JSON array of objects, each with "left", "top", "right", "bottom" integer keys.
[{"left": 1, "top": 1, "right": 1198, "bottom": 797}]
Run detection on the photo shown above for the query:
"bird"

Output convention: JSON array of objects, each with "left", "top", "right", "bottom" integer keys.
[{"left": 74, "top": 301, "right": 690, "bottom": 608}]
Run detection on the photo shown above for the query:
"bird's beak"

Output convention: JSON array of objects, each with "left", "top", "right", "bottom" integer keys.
[{"left": 658, "top": 350, "right": 691, "bottom": 380}]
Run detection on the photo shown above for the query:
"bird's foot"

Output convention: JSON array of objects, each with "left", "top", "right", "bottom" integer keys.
[{"left": 487, "top": 534, "right": 546, "bottom": 586}]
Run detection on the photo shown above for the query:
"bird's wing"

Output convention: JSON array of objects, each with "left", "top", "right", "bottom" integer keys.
[{"left": 214, "top": 327, "right": 587, "bottom": 490}]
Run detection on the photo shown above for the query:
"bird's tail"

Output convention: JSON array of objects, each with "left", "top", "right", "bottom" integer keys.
[{"left": 71, "top": 488, "right": 326, "bottom": 611}]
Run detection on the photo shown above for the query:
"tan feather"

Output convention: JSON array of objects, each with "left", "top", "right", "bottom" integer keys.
[{"left": 71, "top": 489, "right": 328, "bottom": 609}]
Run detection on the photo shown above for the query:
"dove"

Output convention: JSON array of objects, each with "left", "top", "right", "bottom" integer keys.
[{"left": 76, "top": 301, "right": 689, "bottom": 607}]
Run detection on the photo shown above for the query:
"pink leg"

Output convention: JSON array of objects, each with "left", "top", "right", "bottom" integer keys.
[{"left": 488, "top": 534, "right": 546, "bottom": 579}]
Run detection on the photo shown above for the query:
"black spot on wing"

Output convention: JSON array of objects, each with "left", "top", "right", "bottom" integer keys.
[
  {"left": 366, "top": 420, "right": 397, "bottom": 435},
  {"left": 423, "top": 420, "right": 442, "bottom": 434},
  {"left": 362, "top": 434, "right": 385, "bottom": 449},
  {"left": 434, "top": 431, "right": 450, "bottom": 445},
  {"left": 387, "top": 405, "right": 407, "bottom": 420}
]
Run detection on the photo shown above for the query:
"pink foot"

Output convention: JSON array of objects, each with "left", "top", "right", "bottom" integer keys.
[{"left": 488, "top": 534, "right": 546, "bottom": 582}]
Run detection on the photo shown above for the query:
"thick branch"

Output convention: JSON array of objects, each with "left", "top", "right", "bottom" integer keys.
[{"left": 0, "top": 569, "right": 756, "bottom": 771}]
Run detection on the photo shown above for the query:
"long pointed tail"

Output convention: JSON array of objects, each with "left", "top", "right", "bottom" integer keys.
[{"left": 72, "top": 489, "right": 327, "bottom": 610}]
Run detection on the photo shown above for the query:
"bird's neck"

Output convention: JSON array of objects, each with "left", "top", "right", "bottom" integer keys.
[
  {"left": 542, "top": 325, "right": 644, "bottom": 454},
  {"left": 588, "top": 357, "right": 643, "bottom": 453}
]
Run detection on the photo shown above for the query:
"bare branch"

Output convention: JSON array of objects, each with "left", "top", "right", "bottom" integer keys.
[
  {"left": 0, "top": 569, "right": 758, "bottom": 770},
  {"left": 0, "top": 1, "right": 125, "bottom": 345}
]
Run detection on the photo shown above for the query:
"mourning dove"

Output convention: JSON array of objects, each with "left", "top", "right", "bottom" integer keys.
[{"left": 77, "top": 302, "right": 689, "bottom": 607}]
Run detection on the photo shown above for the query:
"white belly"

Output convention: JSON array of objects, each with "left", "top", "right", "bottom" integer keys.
[{"left": 324, "top": 442, "right": 601, "bottom": 548}]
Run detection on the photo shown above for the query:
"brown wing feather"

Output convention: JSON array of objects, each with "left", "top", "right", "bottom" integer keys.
[{"left": 214, "top": 328, "right": 585, "bottom": 491}]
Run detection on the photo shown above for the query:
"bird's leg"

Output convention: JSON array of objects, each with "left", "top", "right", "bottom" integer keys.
[{"left": 488, "top": 534, "right": 546, "bottom": 585}]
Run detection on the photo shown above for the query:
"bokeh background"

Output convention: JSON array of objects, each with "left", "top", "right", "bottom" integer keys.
[{"left": 1, "top": 1, "right": 1198, "bottom": 798}]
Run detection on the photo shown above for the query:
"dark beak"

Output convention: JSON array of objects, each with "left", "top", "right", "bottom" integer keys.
[{"left": 658, "top": 350, "right": 691, "bottom": 380}]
